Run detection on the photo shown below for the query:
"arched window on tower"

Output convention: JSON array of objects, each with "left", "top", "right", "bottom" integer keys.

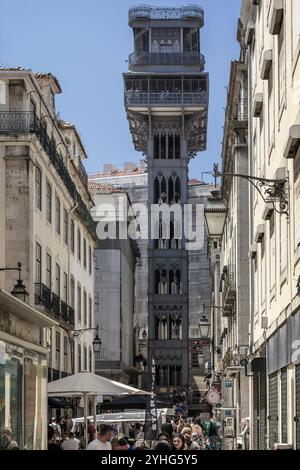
[
  {"left": 175, "top": 134, "right": 181, "bottom": 159},
  {"left": 161, "top": 134, "right": 166, "bottom": 159},
  {"left": 168, "top": 134, "right": 174, "bottom": 159},
  {"left": 154, "top": 134, "right": 160, "bottom": 159},
  {"left": 175, "top": 177, "right": 181, "bottom": 203}
]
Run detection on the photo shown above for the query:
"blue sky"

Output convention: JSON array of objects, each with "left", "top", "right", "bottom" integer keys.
[{"left": 0, "top": 0, "right": 241, "bottom": 180}]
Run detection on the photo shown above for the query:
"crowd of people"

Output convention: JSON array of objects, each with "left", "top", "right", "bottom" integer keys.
[{"left": 47, "top": 412, "right": 222, "bottom": 451}]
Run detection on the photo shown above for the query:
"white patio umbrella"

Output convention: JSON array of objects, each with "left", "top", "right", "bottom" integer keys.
[{"left": 48, "top": 371, "right": 148, "bottom": 448}]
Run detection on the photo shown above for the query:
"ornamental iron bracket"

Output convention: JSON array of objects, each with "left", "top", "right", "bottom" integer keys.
[{"left": 213, "top": 164, "right": 289, "bottom": 218}]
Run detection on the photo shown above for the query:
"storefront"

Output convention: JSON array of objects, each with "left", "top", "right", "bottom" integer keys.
[{"left": 0, "top": 290, "right": 57, "bottom": 450}]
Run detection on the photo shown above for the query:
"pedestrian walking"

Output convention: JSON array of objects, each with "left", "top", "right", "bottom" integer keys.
[
  {"left": 86, "top": 425, "right": 113, "bottom": 450},
  {"left": 61, "top": 432, "right": 80, "bottom": 450},
  {"left": 172, "top": 434, "right": 187, "bottom": 451}
]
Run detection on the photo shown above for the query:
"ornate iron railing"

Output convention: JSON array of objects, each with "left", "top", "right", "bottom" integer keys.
[
  {"left": 52, "top": 293, "right": 61, "bottom": 319},
  {"left": 125, "top": 91, "right": 207, "bottom": 106},
  {"left": 222, "top": 266, "right": 236, "bottom": 307},
  {"left": 0, "top": 111, "right": 96, "bottom": 238},
  {"left": 129, "top": 5, "right": 204, "bottom": 23},
  {"left": 68, "top": 306, "right": 75, "bottom": 327},
  {"left": 35, "top": 283, "right": 52, "bottom": 311},
  {"left": 129, "top": 52, "right": 205, "bottom": 68},
  {"left": 61, "top": 300, "right": 69, "bottom": 322},
  {"left": 78, "top": 157, "right": 88, "bottom": 187}
]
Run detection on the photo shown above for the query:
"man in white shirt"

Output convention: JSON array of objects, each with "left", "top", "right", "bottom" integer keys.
[
  {"left": 61, "top": 432, "right": 80, "bottom": 450},
  {"left": 87, "top": 425, "right": 113, "bottom": 451}
]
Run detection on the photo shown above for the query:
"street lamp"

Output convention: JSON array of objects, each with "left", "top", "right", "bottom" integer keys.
[
  {"left": 199, "top": 321, "right": 211, "bottom": 340},
  {"left": 204, "top": 205, "right": 227, "bottom": 239},
  {"left": 0, "top": 262, "right": 29, "bottom": 303},
  {"left": 70, "top": 326, "right": 102, "bottom": 356},
  {"left": 92, "top": 326, "right": 102, "bottom": 355}
]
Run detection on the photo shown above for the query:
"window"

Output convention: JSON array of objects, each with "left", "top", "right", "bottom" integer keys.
[
  {"left": 83, "top": 291, "right": 87, "bottom": 326},
  {"left": 77, "top": 229, "right": 81, "bottom": 261},
  {"left": 46, "top": 182, "right": 52, "bottom": 224},
  {"left": 77, "top": 284, "right": 82, "bottom": 323},
  {"left": 35, "top": 243, "right": 42, "bottom": 284},
  {"left": 89, "top": 297, "right": 92, "bottom": 328},
  {"left": 55, "top": 264, "right": 60, "bottom": 297},
  {"left": 46, "top": 254, "right": 52, "bottom": 290},
  {"left": 63, "top": 273, "right": 68, "bottom": 303},
  {"left": 78, "top": 344, "right": 81, "bottom": 372},
  {"left": 89, "top": 348, "right": 92, "bottom": 373},
  {"left": 64, "top": 337, "right": 68, "bottom": 372},
  {"left": 270, "top": 214, "right": 276, "bottom": 291},
  {"left": 292, "top": 0, "right": 300, "bottom": 56},
  {"left": 84, "top": 346, "right": 87, "bottom": 371},
  {"left": 55, "top": 196, "right": 61, "bottom": 235},
  {"left": 47, "top": 329, "right": 52, "bottom": 368},
  {"left": 63, "top": 209, "right": 68, "bottom": 245},
  {"left": 35, "top": 166, "right": 42, "bottom": 211},
  {"left": 56, "top": 332, "right": 61, "bottom": 369},
  {"left": 83, "top": 238, "right": 87, "bottom": 268},
  {"left": 89, "top": 246, "right": 92, "bottom": 275},
  {"left": 71, "top": 220, "right": 75, "bottom": 253},
  {"left": 268, "top": 67, "right": 274, "bottom": 146},
  {"left": 278, "top": 17, "right": 285, "bottom": 110},
  {"left": 70, "top": 277, "right": 75, "bottom": 308}
]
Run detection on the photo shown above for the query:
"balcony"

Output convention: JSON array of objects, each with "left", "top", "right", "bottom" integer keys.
[
  {"left": 77, "top": 158, "right": 88, "bottom": 187},
  {"left": 0, "top": 111, "right": 96, "bottom": 238},
  {"left": 68, "top": 306, "right": 75, "bottom": 328},
  {"left": 125, "top": 91, "right": 207, "bottom": 108},
  {"left": 129, "top": 52, "right": 205, "bottom": 69},
  {"left": 35, "top": 283, "right": 75, "bottom": 327},
  {"left": 128, "top": 5, "right": 204, "bottom": 26},
  {"left": 222, "top": 266, "right": 236, "bottom": 308},
  {"left": 35, "top": 283, "right": 52, "bottom": 311},
  {"left": 52, "top": 293, "right": 61, "bottom": 320},
  {"left": 61, "top": 300, "right": 69, "bottom": 322}
]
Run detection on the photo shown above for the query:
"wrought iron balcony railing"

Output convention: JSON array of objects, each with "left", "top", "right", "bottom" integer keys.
[
  {"left": 77, "top": 157, "right": 88, "bottom": 187},
  {"left": 129, "top": 52, "right": 205, "bottom": 68},
  {"left": 125, "top": 91, "right": 207, "bottom": 107},
  {"left": 68, "top": 306, "right": 75, "bottom": 327},
  {"left": 35, "top": 283, "right": 52, "bottom": 311},
  {"left": 52, "top": 293, "right": 61, "bottom": 319},
  {"left": 61, "top": 300, "right": 69, "bottom": 322},
  {"left": 0, "top": 111, "right": 96, "bottom": 238},
  {"left": 222, "top": 266, "right": 236, "bottom": 307}
]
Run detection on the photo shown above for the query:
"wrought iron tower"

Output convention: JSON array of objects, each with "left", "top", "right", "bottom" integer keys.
[{"left": 124, "top": 5, "right": 209, "bottom": 392}]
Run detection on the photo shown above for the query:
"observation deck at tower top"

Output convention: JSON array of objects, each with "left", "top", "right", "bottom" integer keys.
[{"left": 129, "top": 5, "right": 205, "bottom": 28}]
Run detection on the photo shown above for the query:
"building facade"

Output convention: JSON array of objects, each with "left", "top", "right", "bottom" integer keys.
[
  {"left": 90, "top": 185, "right": 139, "bottom": 384},
  {"left": 0, "top": 69, "right": 97, "bottom": 433},
  {"left": 210, "top": 0, "right": 300, "bottom": 450}
]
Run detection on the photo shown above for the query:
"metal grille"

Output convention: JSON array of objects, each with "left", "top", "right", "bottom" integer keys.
[
  {"left": 281, "top": 368, "right": 288, "bottom": 443},
  {"left": 253, "top": 373, "right": 259, "bottom": 450},
  {"left": 253, "top": 372, "right": 267, "bottom": 450},
  {"left": 296, "top": 365, "right": 300, "bottom": 450},
  {"left": 268, "top": 373, "right": 279, "bottom": 450},
  {"left": 259, "top": 373, "right": 267, "bottom": 450}
]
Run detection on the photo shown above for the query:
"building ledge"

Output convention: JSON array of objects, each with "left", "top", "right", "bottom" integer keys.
[{"left": 0, "top": 289, "right": 58, "bottom": 327}]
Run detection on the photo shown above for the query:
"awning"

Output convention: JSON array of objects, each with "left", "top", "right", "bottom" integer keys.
[
  {"left": 100, "top": 394, "right": 170, "bottom": 411},
  {"left": 48, "top": 397, "right": 73, "bottom": 409}
]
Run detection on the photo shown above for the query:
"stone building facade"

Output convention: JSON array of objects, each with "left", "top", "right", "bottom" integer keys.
[
  {"left": 0, "top": 68, "right": 97, "bottom": 438},
  {"left": 90, "top": 185, "right": 139, "bottom": 384}
]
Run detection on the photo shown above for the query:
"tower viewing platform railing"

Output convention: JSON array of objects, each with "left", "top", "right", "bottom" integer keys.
[
  {"left": 129, "top": 52, "right": 205, "bottom": 69},
  {"left": 129, "top": 5, "right": 204, "bottom": 25},
  {"left": 125, "top": 90, "right": 208, "bottom": 107}
]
